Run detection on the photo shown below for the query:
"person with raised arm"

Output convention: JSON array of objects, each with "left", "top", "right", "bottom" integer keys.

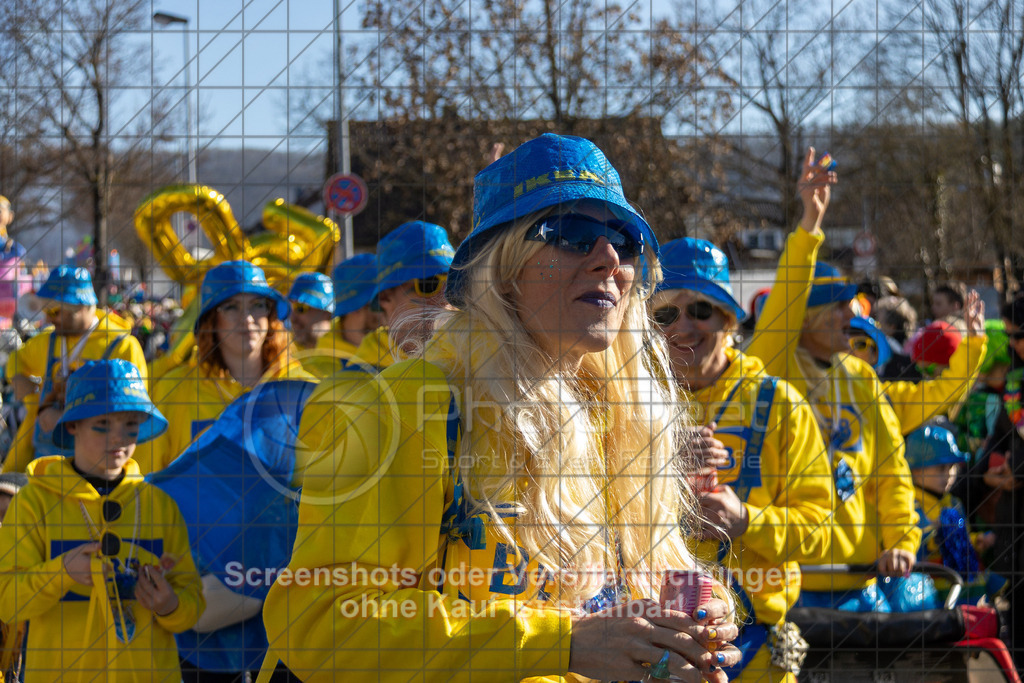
[{"left": 747, "top": 149, "right": 920, "bottom": 611}]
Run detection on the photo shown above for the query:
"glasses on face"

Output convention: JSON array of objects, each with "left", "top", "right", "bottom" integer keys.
[
  {"left": 653, "top": 300, "right": 716, "bottom": 327},
  {"left": 99, "top": 499, "right": 123, "bottom": 557},
  {"left": 524, "top": 213, "right": 642, "bottom": 261},
  {"left": 412, "top": 274, "right": 447, "bottom": 298},
  {"left": 218, "top": 298, "right": 271, "bottom": 319},
  {"left": 849, "top": 337, "right": 877, "bottom": 354},
  {"left": 1007, "top": 328, "right": 1024, "bottom": 341}
]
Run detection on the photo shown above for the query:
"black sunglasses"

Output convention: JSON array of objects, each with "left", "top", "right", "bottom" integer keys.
[
  {"left": 100, "top": 499, "right": 122, "bottom": 557},
  {"left": 653, "top": 301, "right": 716, "bottom": 326},
  {"left": 412, "top": 274, "right": 447, "bottom": 298},
  {"left": 524, "top": 213, "right": 642, "bottom": 260},
  {"left": 1008, "top": 328, "right": 1024, "bottom": 341}
]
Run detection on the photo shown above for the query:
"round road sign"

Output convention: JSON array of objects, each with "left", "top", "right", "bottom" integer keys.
[{"left": 323, "top": 173, "right": 369, "bottom": 217}]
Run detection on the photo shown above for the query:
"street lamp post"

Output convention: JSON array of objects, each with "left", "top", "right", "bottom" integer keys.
[
  {"left": 333, "top": 0, "right": 353, "bottom": 261},
  {"left": 154, "top": 11, "right": 196, "bottom": 185}
]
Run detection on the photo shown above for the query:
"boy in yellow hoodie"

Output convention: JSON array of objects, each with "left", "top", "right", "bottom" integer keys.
[{"left": 0, "top": 359, "right": 204, "bottom": 681}]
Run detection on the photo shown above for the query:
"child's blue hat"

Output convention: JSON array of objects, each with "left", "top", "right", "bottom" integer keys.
[
  {"left": 332, "top": 253, "right": 377, "bottom": 316},
  {"left": 849, "top": 316, "right": 892, "bottom": 372},
  {"left": 446, "top": 133, "right": 659, "bottom": 308},
  {"left": 656, "top": 238, "right": 746, "bottom": 321},
  {"left": 807, "top": 262, "right": 858, "bottom": 308},
  {"left": 195, "top": 260, "right": 290, "bottom": 331},
  {"left": 53, "top": 359, "right": 168, "bottom": 449},
  {"left": 372, "top": 222, "right": 454, "bottom": 304},
  {"left": 37, "top": 266, "right": 98, "bottom": 306},
  {"left": 287, "top": 272, "right": 335, "bottom": 314},
  {"left": 904, "top": 424, "right": 969, "bottom": 469}
]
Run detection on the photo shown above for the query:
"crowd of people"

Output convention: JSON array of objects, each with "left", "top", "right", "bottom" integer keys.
[{"left": 0, "top": 133, "right": 1019, "bottom": 682}]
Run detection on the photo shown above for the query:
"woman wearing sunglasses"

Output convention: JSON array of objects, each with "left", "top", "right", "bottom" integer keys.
[
  {"left": 652, "top": 237, "right": 832, "bottom": 682},
  {"left": 0, "top": 359, "right": 203, "bottom": 681},
  {"left": 261, "top": 134, "right": 740, "bottom": 682},
  {"left": 295, "top": 222, "right": 454, "bottom": 479},
  {"left": 746, "top": 149, "right": 920, "bottom": 612}
]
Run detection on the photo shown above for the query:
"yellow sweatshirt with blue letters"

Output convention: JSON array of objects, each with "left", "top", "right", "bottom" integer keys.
[
  {"left": 691, "top": 347, "right": 833, "bottom": 627},
  {"left": 746, "top": 228, "right": 920, "bottom": 592},
  {"left": 0, "top": 456, "right": 204, "bottom": 682}
]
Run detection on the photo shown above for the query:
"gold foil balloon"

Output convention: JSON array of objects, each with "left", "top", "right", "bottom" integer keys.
[
  {"left": 135, "top": 184, "right": 340, "bottom": 293},
  {"left": 134, "top": 185, "right": 248, "bottom": 284},
  {"left": 259, "top": 199, "right": 339, "bottom": 272}
]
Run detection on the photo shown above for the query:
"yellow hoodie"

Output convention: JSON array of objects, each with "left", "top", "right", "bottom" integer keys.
[
  {"left": 263, "top": 354, "right": 589, "bottom": 682},
  {"left": 747, "top": 229, "right": 920, "bottom": 592},
  {"left": 3, "top": 311, "right": 147, "bottom": 473},
  {"left": 143, "top": 356, "right": 312, "bottom": 475},
  {"left": 883, "top": 335, "right": 987, "bottom": 435},
  {"left": 691, "top": 347, "right": 833, "bottom": 628},
  {"left": 0, "top": 456, "right": 204, "bottom": 682}
]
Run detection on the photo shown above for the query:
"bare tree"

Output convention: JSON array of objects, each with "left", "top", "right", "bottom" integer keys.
[
  {"left": 691, "top": 0, "right": 871, "bottom": 232},
  {"left": 862, "top": 0, "right": 1024, "bottom": 298},
  {"left": 0, "top": 0, "right": 173, "bottom": 300},
  {"left": 306, "top": 0, "right": 728, "bottom": 242},
  {"left": 919, "top": 0, "right": 1024, "bottom": 298}
]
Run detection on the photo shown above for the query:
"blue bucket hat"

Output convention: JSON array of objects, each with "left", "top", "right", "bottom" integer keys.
[
  {"left": 446, "top": 133, "right": 659, "bottom": 308},
  {"left": 849, "top": 316, "right": 892, "bottom": 372},
  {"left": 904, "top": 424, "right": 969, "bottom": 470},
  {"left": 288, "top": 272, "right": 335, "bottom": 315},
  {"left": 656, "top": 238, "right": 746, "bottom": 321},
  {"left": 195, "top": 260, "right": 290, "bottom": 331},
  {"left": 372, "top": 221, "right": 454, "bottom": 303},
  {"left": 37, "top": 266, "right": 98, "bottom": 306},
  {"left": 807, "top": 262, "right": 858, "bottom": 308},
  {"left": 332, "top": 253, "right": 377, "bottom": 316},
  {"left": 53, "top": 359, "right": 168, "bottom": 449}
]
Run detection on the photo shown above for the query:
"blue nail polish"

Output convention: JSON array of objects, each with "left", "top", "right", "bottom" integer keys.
[
  {"left": 709, "top": 665, "right": 718, "bottom": 672},
  {"left": 695, "top": 608, "right": 708, "bottom": 620},
  {"left": 716, "top": 652, "right": 725, "bottom": 664}
]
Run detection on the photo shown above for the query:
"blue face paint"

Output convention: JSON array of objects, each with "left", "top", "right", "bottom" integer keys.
[{"left": 90, "top": 425, "right": 109, "bottom": 434}]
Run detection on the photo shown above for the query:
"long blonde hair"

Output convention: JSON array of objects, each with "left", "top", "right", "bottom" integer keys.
[{"left": 425, "top": 209, "right": 701, "bottom": 605}]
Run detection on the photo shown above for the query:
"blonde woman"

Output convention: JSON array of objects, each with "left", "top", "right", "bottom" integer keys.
[{"left": 260, "top": 134, "right": 739, "bottom": 682}]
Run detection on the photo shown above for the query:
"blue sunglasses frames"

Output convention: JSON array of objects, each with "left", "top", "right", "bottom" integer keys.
[{"left": 524, "top": 214, "right": 642, "bottom": 260}]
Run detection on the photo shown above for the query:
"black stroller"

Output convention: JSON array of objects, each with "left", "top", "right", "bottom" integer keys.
[{"left": 788, "top": 563, "right": 1019, "bottom": 682}]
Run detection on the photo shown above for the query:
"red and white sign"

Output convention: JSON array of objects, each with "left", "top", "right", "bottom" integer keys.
[
  {"left": 853, "top": 230, "right": 877, "bottom": 257},
  {"left": 323, "top": 172, "right": 369, "bottom": 217}
]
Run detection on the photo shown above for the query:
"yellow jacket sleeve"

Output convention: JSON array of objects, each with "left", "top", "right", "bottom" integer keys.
[
  {"left": 884, "top": 336, "right": 987, "bottom": 435},
  {"left": 152, "top": 490, "right": 205, "bottom": 634},
  {"left": 2, "top": 395, "right": 37, "bottom": 474},
  {"left": 870, "top": 387, "right": 921, "bottom": 555},
  {"left": 263, "top": 360, "right": 572, "bottom": 682},
  {"left": 0, "top": 491, "right": 79, "bottom": 622},
  {"left": 742, "top": 381, "right": 834, "bottom": 563},
  {"left": 747, "top": 228, "right": 824, "bottom": 378}
]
